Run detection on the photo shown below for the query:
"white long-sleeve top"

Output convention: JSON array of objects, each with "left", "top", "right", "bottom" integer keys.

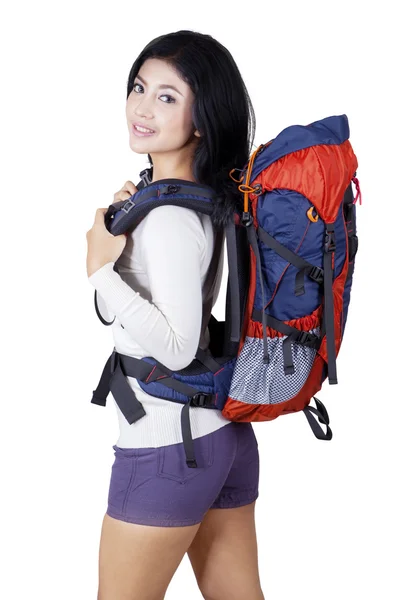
[{"left": 88, "top": 203, "right": 232, "bottom": 448}]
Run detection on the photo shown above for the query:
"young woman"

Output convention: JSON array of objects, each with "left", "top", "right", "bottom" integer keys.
[{"left": 86, "top": 30, "right": 264, "bottom": 600}]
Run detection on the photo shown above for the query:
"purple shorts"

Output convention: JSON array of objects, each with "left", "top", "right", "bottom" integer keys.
[{"left": 106, "top": 421, "right": 259, "bottom": 527}]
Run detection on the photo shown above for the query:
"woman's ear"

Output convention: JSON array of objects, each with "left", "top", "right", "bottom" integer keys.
[{"left": 194, "top": 129, "right": 201, "bottom": 137}]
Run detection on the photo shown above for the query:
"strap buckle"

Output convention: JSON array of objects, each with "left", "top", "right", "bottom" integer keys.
[
  {"left": 324, "top": 230, "right": 336, "bottom": 253},
  {"left": 297, "top": 331, "right": 313, "bottom": 345},
  {"left": 309, "top": 266, "right": 324, "bottom": 284},
  {"left": 121, "top": 198, "right": 135, "bottom": 213},
  {"left": 139, "top": 168, "right": 152, "bottom": 187},
  {"left": 191, "top": 393, "right": 213, "bottom": 407},
  {"left": 241, "top": 212, "right": 254, "bottom": 227},
  {"left": 296, "top": 331, "right": 321, "bottom": 350},
  {"left": 159, "top": 184, "right": 181, "bottom": 194}
]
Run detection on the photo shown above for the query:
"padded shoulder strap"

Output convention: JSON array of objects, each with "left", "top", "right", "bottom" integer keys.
[{"left": 199, "top": 225, "right": 225, "bottom": 348}]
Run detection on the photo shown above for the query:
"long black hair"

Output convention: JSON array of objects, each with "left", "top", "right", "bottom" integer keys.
[{"left": 126, "top": 30, "right": 256, "bottom": 230}]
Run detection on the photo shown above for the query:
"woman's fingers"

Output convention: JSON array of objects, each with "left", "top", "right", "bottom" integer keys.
[
  {"left": 113, "top": 189, "right": 132, "bottom": 202},
  {"left": 113, "top": 181, "right": 138, "bottom": 202},
  {"left": 124, "top": 180, "right": 137, "bottom": 196}
]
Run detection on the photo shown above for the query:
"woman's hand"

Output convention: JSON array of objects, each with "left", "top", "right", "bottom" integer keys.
[{"left": 86, "top": 180, "right": 138, "bottom": 278}]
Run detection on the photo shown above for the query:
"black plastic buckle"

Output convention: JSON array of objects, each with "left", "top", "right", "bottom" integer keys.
[
  {"left": 159, "top": 184, "right": 181, "bottom": 195},
  {"left": 121, "top": 198, "right": 135, "bottom": 213},
  {"left": 324, "top": 230, "right": 336, "bottom": 253},
  {"left": 309, "top": 266, "right": 324, "bottom": 284},
  {"left": 241, "top": 212, "right": 254, "bottom": 227},
  {"left": 139, "top": 168, "right": 152, "bottom": 187},
  {"left": 191, "top": 393, "right": 212, "bottom": 407},
  {"left": 297, "top": 331, "right": 312, "bottom": 345}
]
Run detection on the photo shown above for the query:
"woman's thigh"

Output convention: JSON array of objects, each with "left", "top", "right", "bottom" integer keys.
[
  {"left": 98, "top": 513, "right": 201, "bottom": 600},
  {"left": 186, "top": 501, "right": 264, "bottom": 600}
]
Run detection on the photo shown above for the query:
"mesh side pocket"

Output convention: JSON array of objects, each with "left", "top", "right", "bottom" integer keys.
[{"left": 229, "top": 327, "right": 320, "bottom": 405}]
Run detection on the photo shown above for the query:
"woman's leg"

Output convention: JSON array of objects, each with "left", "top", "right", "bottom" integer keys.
[
  {"left": 187, "top": 422, "right": 262, "bottom": 600},
  {"left": 187, "top": 500, "right": 264, "bottom": 600},
  {"left": 97, "top": 422, "right": 256, "bottom": 599},
  {"left": 97, "top": 513, "right": 201, "bottom": 600}
]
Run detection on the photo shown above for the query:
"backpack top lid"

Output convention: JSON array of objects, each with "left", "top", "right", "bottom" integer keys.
[
  {"left": 248, "top": 114, "right": 350, "bottom": 182},
  {"left": 241, "top": 114, "right": 357, "bottom": 227}
]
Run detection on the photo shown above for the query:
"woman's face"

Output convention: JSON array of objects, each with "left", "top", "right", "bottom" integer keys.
[{"left": 126, "top": 58, "right": 200, "bottom": 161}]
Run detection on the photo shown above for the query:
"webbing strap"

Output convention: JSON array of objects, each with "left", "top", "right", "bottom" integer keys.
[
  {"left": 302, "top": 396, "right": 332, "bottom": 440},
  {"left": 195, "top": 347, "right": 222, "bottom": 372},
  {"left": 253, "top": 219, "right": 337, "bottom": 384},
  {"left": 181, "top": 402, "right": 197, "bottom": 468},
  {"left": 257, "top": 225, "right": 324, "bottom": 295},
  {"left": 323, "top": 225, "right": 338, "bottom": 384},
  {"left": 91, "top": 349, "right": 216, "bottom": 468},
  {"left": 246, "top": 221, "right": 270, "bottom": 364},
  {"left": 225, "top": 216, "right": 241, "bottom": 343},
  {"left": 251, "top": 308, "right": 321, "bottom": 375},
  {"left": 91, "top": 350, "right": 146, "bottom": 424},
  {"left": 93, "top": 263, "right": 122, "bottom": 327}
]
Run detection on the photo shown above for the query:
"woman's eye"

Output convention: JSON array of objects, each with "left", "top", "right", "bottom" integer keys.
[{"left": 133, "top": 83, "right": 175, "bottom": 104}]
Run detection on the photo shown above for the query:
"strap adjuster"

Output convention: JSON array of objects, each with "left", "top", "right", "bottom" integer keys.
[
  {"left": 121, "top": 198, "right": 135, "bottom": 213},
  {"left": 309, "top": 266, "right": 324, "bottom": 284},
  {"left": 296, "top": 331, "right": 321, "bottom": 350},
  {"left": 324, "top": 230, "right": 336, "bottom": 253},
  {"left": 297, "top": 331, "right": 313, "bottom": 345},
  {"left": 191, "top": 393, "right": 213, "bottom": 407},
  {"left": 159, "top": 184, "right": 181, "bottom": 194},
  {"left": 241, "top": 212, "right": 253, "bottom": 227}
]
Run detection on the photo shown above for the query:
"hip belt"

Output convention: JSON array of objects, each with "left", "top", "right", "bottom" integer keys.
[{"left": 91, "top": 348, "right": 217, "bottom": 468}]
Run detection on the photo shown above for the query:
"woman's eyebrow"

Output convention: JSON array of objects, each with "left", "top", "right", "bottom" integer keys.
[{"left": 135, "top": 74, "right": 184, "bottom": 97}]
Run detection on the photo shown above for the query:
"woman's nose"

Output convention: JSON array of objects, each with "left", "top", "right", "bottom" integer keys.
[{"left": 134, "top": 99, "right": 154, "bottom": 119}]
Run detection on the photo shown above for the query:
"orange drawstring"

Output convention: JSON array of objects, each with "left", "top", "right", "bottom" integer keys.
[{"left": 229, "top": 144, "right": 266, "bottom": 214}]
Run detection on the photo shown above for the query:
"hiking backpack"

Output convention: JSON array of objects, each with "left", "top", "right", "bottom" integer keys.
[{"left": 91, "top": 113, "right": 361, "bottom": 468}]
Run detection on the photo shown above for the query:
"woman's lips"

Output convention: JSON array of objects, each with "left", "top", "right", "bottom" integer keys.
[{"left": 132, "top": 124, "right": 156, "bottom": 137}]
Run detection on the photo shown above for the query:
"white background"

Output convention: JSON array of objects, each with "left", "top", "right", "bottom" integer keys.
[{"left": 1, "top": 1, "right": 398, "bottom": 598}]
